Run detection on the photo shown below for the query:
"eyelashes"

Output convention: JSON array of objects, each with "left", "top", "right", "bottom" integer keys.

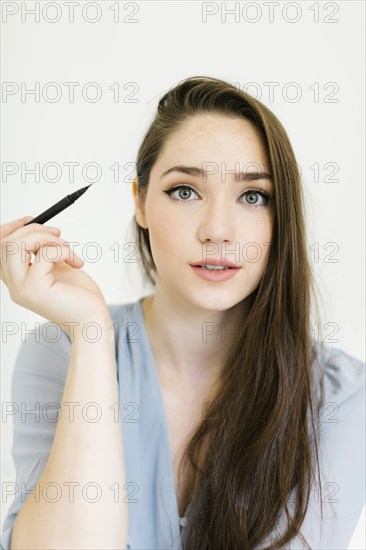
[{"left": 163, "top": 184, "right": 271, "bottom": 208}]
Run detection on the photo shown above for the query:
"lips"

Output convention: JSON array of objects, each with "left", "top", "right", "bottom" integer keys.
[
  {"left": 190, "top": 260, "right": 241, "bottom": 269},
  {"left": 190, "top": 264, "right": 241, "bottom": 282},
  {"left": 194, "top": 265, "right": 235, "bottom": 270}
]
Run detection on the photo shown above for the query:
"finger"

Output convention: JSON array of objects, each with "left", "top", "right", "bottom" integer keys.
[
  {"left": 2, "top": 234, "right": 67, "bottom": 287},
  {"left": 8, "top": 223, "right": 61, "bottom": 240},
  {"left": 58, "top": 242, "right": 84, "bottom": 267},
  {"left": 0, "top": 216, "right": 34, "bottom": 239},
  {"left": 65, "top": 253, "right": 85, "bottom": 268},
  {"left": 28, "top": 243, "right": 73, "bottom": 279},
  {"left": 44, "top": 239, "right": 84, "bottom": 268},
  {"left": 1, "top": 222, "right": 61, "bottom": 244}
]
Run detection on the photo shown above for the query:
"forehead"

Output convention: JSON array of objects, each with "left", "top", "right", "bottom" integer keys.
[{"left": 153, "top": 113, "right": 270, "bottom": 174}]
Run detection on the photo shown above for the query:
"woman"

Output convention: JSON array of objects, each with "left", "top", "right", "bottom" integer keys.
[{"left": 1, "top": 76, "right": 364, "bottom": 549}]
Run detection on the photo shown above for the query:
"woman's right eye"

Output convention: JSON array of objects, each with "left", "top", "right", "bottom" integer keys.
[{"left": 163, "top": 185, "right": 199, "bottom": 201}]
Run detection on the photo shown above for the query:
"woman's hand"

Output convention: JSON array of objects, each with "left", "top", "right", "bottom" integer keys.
[{"left": 0, "top": 217, "right": 111, "bottom": 332}]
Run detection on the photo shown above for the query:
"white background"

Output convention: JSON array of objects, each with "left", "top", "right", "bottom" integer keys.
[{"left": 1, "top": 1, "right": 365, "bottom": 546}]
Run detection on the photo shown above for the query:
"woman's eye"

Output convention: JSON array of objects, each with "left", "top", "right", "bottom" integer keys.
[
  {"left": 164, "top": 185, "right": 199, "bottom": 201},
  {"left": 242, "top": 190, "right": 270, "bottom": 207},
  {"left": 163, "top": 185, "right": 270, "bottom": 207}
]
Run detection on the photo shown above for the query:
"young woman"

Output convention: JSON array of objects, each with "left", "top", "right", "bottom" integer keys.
[{"left": 1, "top": 76, "right": 364, "bottom": 549}]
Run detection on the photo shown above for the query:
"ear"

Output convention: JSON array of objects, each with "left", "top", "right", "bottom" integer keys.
[{"left": 132, "top": 178, "right": 148, "bottom": 229}]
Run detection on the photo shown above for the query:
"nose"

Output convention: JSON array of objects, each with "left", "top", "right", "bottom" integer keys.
[{"left": 197, "top": 196, "right": 236, "bottom": 245}]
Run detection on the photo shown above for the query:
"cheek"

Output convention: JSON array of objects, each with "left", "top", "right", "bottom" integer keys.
[
  {"left": 239, "top": 216, "right": 272, "bottom": 261},
  {"left": 146, "top": 208, "right": 185, "bottom": 267},
  {"left": 238, "top": 230, "right": 271, "bottom": 295}
]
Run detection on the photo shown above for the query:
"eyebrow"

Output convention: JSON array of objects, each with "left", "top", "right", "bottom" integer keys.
[{"left": 160, "top": 165, "right": 273, "bottom": 183}]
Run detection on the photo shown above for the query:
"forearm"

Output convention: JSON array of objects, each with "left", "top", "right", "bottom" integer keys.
[{"left": 11, "top": 317, "right": 128, "bottom": 549}]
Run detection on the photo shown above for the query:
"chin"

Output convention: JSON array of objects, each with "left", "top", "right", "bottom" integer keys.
[{"left": 188, "top": 289, "right": 246, "bottom": 312}]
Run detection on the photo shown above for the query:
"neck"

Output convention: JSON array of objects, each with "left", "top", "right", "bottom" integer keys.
[{"left": 141, "top": 283, "right": 251, "bottom": 393}]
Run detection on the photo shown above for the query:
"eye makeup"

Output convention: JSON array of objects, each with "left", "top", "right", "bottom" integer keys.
[{"left": 163, "top": 184, "right": 271, "bottom": 208}]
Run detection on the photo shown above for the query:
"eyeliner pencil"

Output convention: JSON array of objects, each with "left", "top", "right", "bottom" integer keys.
[{"left": 24, "top": 184, "right": 93, "bottom": 226}]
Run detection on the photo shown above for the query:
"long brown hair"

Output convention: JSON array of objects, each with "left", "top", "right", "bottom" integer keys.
[{"left": 131, "top": 76, "right": 326, "bottom": 549}]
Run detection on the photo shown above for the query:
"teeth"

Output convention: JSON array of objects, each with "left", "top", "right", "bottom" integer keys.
[{"left": 200, "top": 265, "right": 230, "bottom": 270}]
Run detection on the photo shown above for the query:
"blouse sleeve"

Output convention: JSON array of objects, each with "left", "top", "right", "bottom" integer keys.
[
  {"left": 258, "top": 343, "right": 365, "bottom": 550},
  {"left": 287, "top": 344, "right": 365, "bottom": 549},
  {"left": 0, "top": 317, "right": 134, "bottom": 550},
  {"left": 0, "top": 323, "right": 72, "bottom": 550}
]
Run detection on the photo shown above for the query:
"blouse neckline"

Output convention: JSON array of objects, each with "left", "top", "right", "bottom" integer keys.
[{"left": 136, "top": 297, "right": 186, "bottom": 524}]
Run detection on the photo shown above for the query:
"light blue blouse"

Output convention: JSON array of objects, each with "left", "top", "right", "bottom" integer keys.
[{"left": 1, "top": 297, "right": 365, "bottom": 549}]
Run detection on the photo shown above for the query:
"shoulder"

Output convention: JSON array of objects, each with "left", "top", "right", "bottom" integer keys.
[
  {"left": 107, "top": 298, "right": 142, "bottom": 331},
  {"left": 12, "top": 299, "right": 144, "bottom": 384},
  {"left": 310, "top": 341, "right": 365, "bottom": 513},
  {"left": 263, "top": 342, "right": 365, "bottom": 549},
  {"left": 311, "top": 340, "right": 365, "bottom": 406}
]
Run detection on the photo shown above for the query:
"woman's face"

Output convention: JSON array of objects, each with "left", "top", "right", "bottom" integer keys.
[{"left": 133, "top": 113, "right": 274, "bottom": 311}]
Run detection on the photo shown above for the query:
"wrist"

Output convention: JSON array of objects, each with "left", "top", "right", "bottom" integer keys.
[{"left": 61, "top": 314, "right": 115, "bottom": 344}]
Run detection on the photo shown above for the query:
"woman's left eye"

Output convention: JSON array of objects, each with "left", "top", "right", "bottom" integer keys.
[{"left": 163, "top": 185, "right": 270, "bottom": 207}]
